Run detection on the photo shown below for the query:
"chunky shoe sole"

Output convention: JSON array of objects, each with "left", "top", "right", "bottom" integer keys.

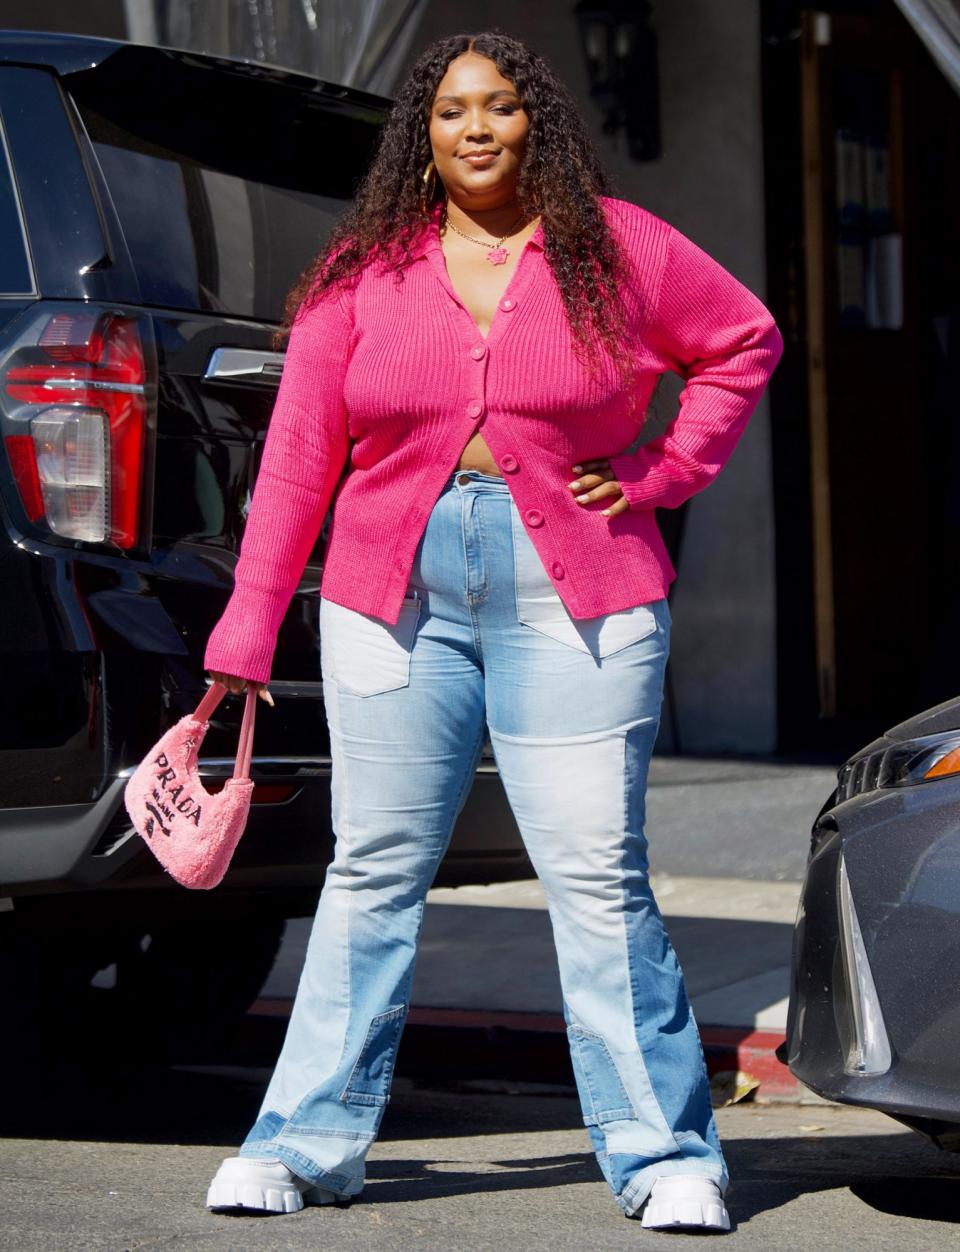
[
  {"left": 206, "top": 1157, "right": 344, "bottom": 1214},
  {"left": 640, "top": 1175, "right": 731, "bottom": 1232}
]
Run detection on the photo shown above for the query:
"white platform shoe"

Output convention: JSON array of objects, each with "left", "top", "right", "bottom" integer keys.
[
  {"left": 206, "top": 1156, "right": 351, "bottom": 1214},
  {"left": 640, "top": 1175, "right": 731, "bottom": 1231}
]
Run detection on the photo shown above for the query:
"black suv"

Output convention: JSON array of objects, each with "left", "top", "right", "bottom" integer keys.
[{"left": 0, "top": 31, "right": 529, "bottom": 1059}]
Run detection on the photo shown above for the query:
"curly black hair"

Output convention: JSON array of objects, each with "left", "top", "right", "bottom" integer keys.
[{"left": 277, "top": 30, "right": 631, "bottom": 374}]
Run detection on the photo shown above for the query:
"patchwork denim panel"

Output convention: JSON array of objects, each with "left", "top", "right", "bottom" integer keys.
[
  {"left": 340, "top": 1004, "right": 408, "bottom": 1107},
  {"left": 567, "top": 1023, "right": 637, "bottom": 1126}
]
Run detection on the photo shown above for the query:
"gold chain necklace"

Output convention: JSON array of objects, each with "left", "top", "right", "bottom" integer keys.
[{"left": 443, "top": 209, "right": 528, "bottom": 266}]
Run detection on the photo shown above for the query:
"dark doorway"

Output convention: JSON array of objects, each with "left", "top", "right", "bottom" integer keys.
[{"left": 763, "top": 0, "right": 960, "bottom": 755}]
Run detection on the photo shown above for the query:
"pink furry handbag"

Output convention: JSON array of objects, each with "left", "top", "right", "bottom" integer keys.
[{"left": 123, "top": 681, "right": 258, "bottom": 890}]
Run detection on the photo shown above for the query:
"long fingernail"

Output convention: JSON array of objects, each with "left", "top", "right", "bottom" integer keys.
[
  {"left": 263, "top": 690, "right": 275, "bottom": 707},
  {"left": 568, "top": 480, "right": 580, "bottom": 489},
  {"left": 572, "top": 464, "right": 583, "bottom": 473},
  {"left": 576, "top": 493, "right": 590, "bottom": 503}
]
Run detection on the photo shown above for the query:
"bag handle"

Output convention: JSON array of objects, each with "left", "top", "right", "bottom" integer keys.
[
  {"left": 233, "top": 687, "right": 257, "bottom": 780},
  {"left": 193, "top": 680, "right": 228, "bottom": 723},
  {"left": 192, "top": 680, "right": 258, "bottom": 781}
]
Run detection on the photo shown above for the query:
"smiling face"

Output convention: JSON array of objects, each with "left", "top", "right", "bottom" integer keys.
[{"left": 428, "top": 51, "right": 530, "bottom": 211}]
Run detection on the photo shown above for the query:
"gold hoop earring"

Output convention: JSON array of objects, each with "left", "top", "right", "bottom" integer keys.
[{"left": 419, "top": 159, "right": 438, "bottom": 216}]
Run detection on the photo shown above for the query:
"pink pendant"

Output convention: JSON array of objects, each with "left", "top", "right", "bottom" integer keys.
[{"left": 486, "top": 246, "right": 509, "bottom": 265}]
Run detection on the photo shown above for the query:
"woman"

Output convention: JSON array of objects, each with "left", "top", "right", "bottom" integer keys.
[{"left": 202, "top": 30, "right": 782, "bottom": 1232}]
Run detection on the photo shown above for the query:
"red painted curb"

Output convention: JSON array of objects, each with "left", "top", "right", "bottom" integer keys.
[
  {"left": 700, "top": 1025, "right": 798, "bottom": 1099},
  {"left": 249, "top": 999, "right": 799, "bottom": 1099}
]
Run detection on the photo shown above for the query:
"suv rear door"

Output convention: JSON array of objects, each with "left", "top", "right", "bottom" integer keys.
[{"left": 63, "top": 47, "right": 384, "bottom": 690}]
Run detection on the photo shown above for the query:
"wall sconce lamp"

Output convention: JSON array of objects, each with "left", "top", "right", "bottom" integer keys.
[{"left": 574, "top": 0, "right": 661, "bottom": 160}]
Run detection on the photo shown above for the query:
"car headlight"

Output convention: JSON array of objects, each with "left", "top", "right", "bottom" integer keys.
[{"left": 835, "top": 731, "right": 960, "bottom": 804}]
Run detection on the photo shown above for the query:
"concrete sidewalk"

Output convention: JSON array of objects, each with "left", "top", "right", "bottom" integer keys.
[
  {"left": 256, "top": 757, "right": 838, "bottom": 1100},
  {"left": 416, "top": 874, "right": 800, "bottom": 1030}
]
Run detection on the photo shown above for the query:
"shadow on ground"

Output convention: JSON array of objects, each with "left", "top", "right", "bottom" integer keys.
[{"left": 2, "top": 1067, "right": 957, "bottom": 1231}]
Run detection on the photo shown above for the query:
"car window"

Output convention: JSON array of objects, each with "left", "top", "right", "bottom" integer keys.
[
  {"left": 74, "top": 105, "right": 353, "bottom": 323},
  {"left": 0, "top": 113, "right": 34, "bottom": 296}
]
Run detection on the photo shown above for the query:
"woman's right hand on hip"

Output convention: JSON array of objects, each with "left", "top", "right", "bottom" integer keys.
[{"left": 207, "top": 670, "right": 275, "bottom": 707}]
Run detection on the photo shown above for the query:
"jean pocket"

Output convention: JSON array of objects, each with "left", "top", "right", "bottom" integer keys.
[
  {"left": 567, "top": 1024, "right": 637, "bottom": 1127},
  {"left": 341, "top": 1004, "right": 407, "bottom": 1107},
  {"left": 320, "top": 594, "right": 421, "bottom": 696},
  {"left": 510, "top": 504, "right": 660, "bottom": 658}
]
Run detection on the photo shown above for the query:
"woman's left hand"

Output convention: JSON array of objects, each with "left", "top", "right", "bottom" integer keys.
[{"left": 567, "top": 459, "right": 629, "bottom": 517}]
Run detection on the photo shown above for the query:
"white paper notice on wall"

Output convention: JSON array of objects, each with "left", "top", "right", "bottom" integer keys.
[{"left": 865, "top": 233, "right": 903, "bottom": 330}]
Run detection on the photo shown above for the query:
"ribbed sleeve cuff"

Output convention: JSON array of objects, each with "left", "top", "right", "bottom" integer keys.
[
  {"left": 609, "top": 450, "right": 664, "bottom": 510},
  {"left": 609, "top": 449, "right": 697, "bottom": 512},
  {"left": 202, "top": 587, "right": 286, "bottom": 685}
]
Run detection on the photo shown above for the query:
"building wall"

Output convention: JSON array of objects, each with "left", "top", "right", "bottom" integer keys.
[
  {"left": 0, "top": 1, "right": 127, "bottom": 38},
  {"left": 405, "top": 0, "right": 777, "bottom": 752}
]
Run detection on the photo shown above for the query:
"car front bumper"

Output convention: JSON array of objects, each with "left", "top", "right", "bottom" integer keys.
[{"left": 785, "top": 774, "right": 960, "bottom": 1139}]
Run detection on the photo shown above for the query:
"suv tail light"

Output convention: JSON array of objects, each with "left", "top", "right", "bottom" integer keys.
[{"left": 1, "top": 308, "right": 152, "bottom": 548}]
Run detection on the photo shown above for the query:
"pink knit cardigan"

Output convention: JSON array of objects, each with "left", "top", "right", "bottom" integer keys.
[{"left": 204, "top": 196, "right": 783, "bottom": 684}]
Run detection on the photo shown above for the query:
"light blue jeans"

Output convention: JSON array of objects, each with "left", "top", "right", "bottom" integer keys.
[{"left": 238, "top": 469, "right": 726, "bottom": 1215}]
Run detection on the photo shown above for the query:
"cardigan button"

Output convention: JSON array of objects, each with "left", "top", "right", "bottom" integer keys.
[
  {"left": 525, "top": 509, "right": 544, "bottom": 528},
  {"left": 499, "top": 297, "right": 516, "bottom": 311},
  {"left": 551, "top": 561, "right": 565, "bottom": 579},
  {"left": 500, "top": 453, "right": 519, "bottom": 473},
  {"left": 467, "top": 400, "right": 483, "bottom": 418},
  {"left": 470, "top": 344, "right": 486, "bottom": 360}
]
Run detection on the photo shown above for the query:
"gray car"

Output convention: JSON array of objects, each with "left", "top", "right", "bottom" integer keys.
[{"left": 783, "top": 695, "right": 960, "bottom": 1151}]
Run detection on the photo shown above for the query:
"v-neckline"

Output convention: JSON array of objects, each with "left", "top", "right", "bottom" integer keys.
[{"left": 425, "top": 215, "right": 544, "bottom": 344}]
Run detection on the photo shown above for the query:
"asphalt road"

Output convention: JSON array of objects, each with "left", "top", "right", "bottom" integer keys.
[
  {"left": 2, "top": 1065, "right": 957, "bottom": 1250},
  {"left": 643, "top": 757, "right": 839, "bottom": 882}
]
